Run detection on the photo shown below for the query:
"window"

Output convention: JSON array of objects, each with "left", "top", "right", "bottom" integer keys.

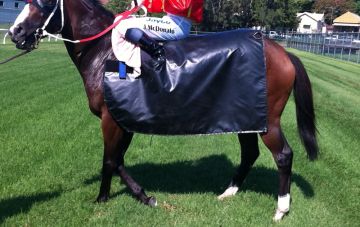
[
  {"left": 15, "top": 2, "right": 19, "bottom": 8},
  {"left": 303, "top": 25, "right": 311, "bottom": 29},
  {"left": 0, "top": 1, "right": 4, "bottom": 7}
]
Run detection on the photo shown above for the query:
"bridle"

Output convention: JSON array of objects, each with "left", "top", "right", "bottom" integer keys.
[
  {"left": 27, "top": 0, "right": 65, "bottom": 40},
  {"left": 0, "top": 0, "right": 63, "bottom": 64},
  {"left": 28, "top": 0, "right": 58, "bottom": 15}
]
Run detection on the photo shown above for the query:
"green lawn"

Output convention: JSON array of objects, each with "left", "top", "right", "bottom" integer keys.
[
  {"left": 0, "top": 24, "right": 11, "bottom": 29},
  {"left": 0, "top": 43, "right": 359, "bottom": 226}
]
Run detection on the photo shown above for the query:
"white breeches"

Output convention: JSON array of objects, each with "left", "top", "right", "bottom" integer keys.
[
  {"left": 116, "top": 14, "right": 191, "bottom": 40},
  {"left": 111, "top": 14, "right": 191, "bottom": 77}
]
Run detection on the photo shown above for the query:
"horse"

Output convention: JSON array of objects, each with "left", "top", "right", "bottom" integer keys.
[{"left": 8, "top": 0, "right": 318, "bottom": 221}]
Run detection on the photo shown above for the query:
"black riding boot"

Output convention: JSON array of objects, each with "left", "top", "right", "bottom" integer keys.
[{"left": 125, "top": 28, "right": 165, "bottom": 65}]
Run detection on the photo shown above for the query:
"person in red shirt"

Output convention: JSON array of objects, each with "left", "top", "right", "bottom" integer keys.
[{"left": 112, "top": 0, "right": 203, "bottom": 68}]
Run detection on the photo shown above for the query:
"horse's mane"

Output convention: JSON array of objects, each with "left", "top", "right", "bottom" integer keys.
[{"left": 90, "top": 0, "right": 115, "bottom": 19}]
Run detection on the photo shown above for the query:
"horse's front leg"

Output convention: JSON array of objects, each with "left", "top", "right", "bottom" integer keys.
[
  {"left": 96, "top": 109, "right": 130, "bottom": 202},
  {"left": 97, "top": 109, "right": 156, "bottom": 206}
]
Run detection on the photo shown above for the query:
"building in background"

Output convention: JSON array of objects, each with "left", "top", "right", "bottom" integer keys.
[
  {"left": 297, "top": 12, "right": 325, "bottom": 33},
  {"left": 333, "top": 11, "right": 360, "bottom": 32},
  {"left": 0, "top": 0, "right": 26, "bottom": 24}
]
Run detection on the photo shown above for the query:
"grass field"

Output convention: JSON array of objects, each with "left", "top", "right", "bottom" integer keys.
[{"left": 0, "top": 43, "right": 359, "bottom": 226}]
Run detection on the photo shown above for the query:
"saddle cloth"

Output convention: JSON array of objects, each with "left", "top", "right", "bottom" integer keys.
[{"left": 104, "top": 29, "right": 268, "bottom": 135}]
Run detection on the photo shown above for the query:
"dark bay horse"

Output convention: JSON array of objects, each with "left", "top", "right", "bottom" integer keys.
[{"left": 8, "top": 0, "right": 318, "bottom": 221}]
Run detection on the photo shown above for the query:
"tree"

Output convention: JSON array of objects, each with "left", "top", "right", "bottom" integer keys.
[
  {"left": 106, "top": 0, "right": 132, "bottom": 13},
  {"left": 199, "top": 0, "right": 254, "bottom": 31},
  {"left": 295, "top": 0, "right": 315, "bottom": 12},
  {"left": 252, "top": 0, "right": 299, "bottom": 31},
  {"left": 277, "top": 0, "right": 300, "bottom": 31},
  {"left": 356, "top": 0, "right": 360, "bottom": 14},
  {"left": 252, "top": 0, "right": 273, "bottom": 29},
  {"left": 313, "top": 0, "right": 357, "bottom": 24}
]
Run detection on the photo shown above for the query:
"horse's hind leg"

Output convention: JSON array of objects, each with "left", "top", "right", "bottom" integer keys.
[
  {"left": 97, "top": 110, "right": 156, "bottom": 206},
  {"left": 218, "top": 133, "right": 259, "bottom": 200},
  {"left": 260, "top": 124, "right": 293, "bottom": 221}
]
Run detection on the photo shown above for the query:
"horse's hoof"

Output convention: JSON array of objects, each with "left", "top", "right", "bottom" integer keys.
[
  {"left": 96, "top": 195, "right": 109, "bottom": 203},
  {"left": 146, "top": 196, "right": 158, "bottom": 207},
  {"left": 273, "top": 209, "right": 288, "bottom": 222},
  {"left": 217, "top": 185, "right": 239, "bottom": 200}
]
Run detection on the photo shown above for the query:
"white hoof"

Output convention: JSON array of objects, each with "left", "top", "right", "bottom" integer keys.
[
  {"left": 273, "top": 209, "right": 288, "bottom": 221},
  {"left": 273, "top": 193, "right": 290, "bottom": 221},
  {"left": 217, "top": 186, "right": 239, "bottom": 200}
]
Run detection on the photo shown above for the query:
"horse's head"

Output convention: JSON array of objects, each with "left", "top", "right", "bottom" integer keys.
[{"left": 9, "top": 0, "right": 62, "bottom": 50}]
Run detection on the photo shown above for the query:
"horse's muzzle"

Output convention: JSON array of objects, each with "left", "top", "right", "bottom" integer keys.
[{"left": 9, "top": 25, "right": 37, "bottom": 50}]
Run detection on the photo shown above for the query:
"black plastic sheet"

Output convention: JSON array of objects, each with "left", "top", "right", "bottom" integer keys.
[{"left": 104, "top": 29, "right": 267, "bottom": 135}]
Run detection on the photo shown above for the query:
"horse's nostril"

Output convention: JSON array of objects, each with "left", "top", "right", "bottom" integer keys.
[
  {"left": 13, "top": 25, "right": 27, "bottom": 39},
  {"left": 10, "top": 25, "right": 25, "bottom": 43},
  {"left": 16, "top": 26, "right": 22, "bottom": 33}
]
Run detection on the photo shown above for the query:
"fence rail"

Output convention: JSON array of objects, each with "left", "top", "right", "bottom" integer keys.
[
  {"left": 0, "top": 28, "right": 10, "bottom": 44},
  {"left": 286, "top": 32, "right": 360, "bottom": 64}
]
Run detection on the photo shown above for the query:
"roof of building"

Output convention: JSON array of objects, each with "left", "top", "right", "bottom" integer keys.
[
  {"left": 297, "top": 12, "right": 324, "bottom": 22},
  {"left": 333, "top": 11, "right": 360, "bottom": 24}
]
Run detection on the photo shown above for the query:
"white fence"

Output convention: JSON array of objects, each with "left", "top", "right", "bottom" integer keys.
[
  {"left": 286, "top": 32, "right": 360, "bottom": 64},
  {"left": 0, "top": 28, "right": 9, "bottom": 44}
]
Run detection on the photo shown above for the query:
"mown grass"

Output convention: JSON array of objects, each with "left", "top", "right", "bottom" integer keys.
[{"left": 0, "top": 43, "right": 359, "bottom": 226}]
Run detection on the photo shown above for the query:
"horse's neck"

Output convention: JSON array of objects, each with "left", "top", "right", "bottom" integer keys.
[
  {"left": 61, "top": 0, "right": 114, "bottom": 66},
  {"left": 61, "top": 0, "right": 115, "bottom": 113}
]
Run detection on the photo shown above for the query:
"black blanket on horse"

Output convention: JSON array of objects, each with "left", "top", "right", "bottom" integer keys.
[{"left": 104, "top": 29, "right": 267, "bottom": 135}]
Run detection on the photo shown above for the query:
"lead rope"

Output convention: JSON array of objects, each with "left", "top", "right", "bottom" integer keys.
[{"left": 0, "top": 49, "right": 32, "bottom": 65}]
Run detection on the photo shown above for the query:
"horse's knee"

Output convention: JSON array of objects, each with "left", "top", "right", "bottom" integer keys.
[
  {"left": 273, "top": 145, "right": 293, "bottom": 169},
  {"left": 102, "top": 159, "right": 117, "bottom": 174}
]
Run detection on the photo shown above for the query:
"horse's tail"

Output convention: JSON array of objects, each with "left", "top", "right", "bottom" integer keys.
[{"left": 287, "top": 51, "right": 319, "bottom": 160}]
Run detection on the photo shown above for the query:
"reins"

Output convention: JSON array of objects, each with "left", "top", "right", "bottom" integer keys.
[{"left": 39, "top": 0, "right": 142, "bottom": 44}]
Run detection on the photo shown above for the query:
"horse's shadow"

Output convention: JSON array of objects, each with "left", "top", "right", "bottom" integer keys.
[
  {"left": 0, "top": 191, "right": 61, "bottom": 224},
  {"left": 84, "top": 154, "right": 314, "bottom": 198}
]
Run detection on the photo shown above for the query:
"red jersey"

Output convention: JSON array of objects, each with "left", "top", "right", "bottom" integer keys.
[{"left": 143, "top": 0, "right": 203, "bottom": 23}]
